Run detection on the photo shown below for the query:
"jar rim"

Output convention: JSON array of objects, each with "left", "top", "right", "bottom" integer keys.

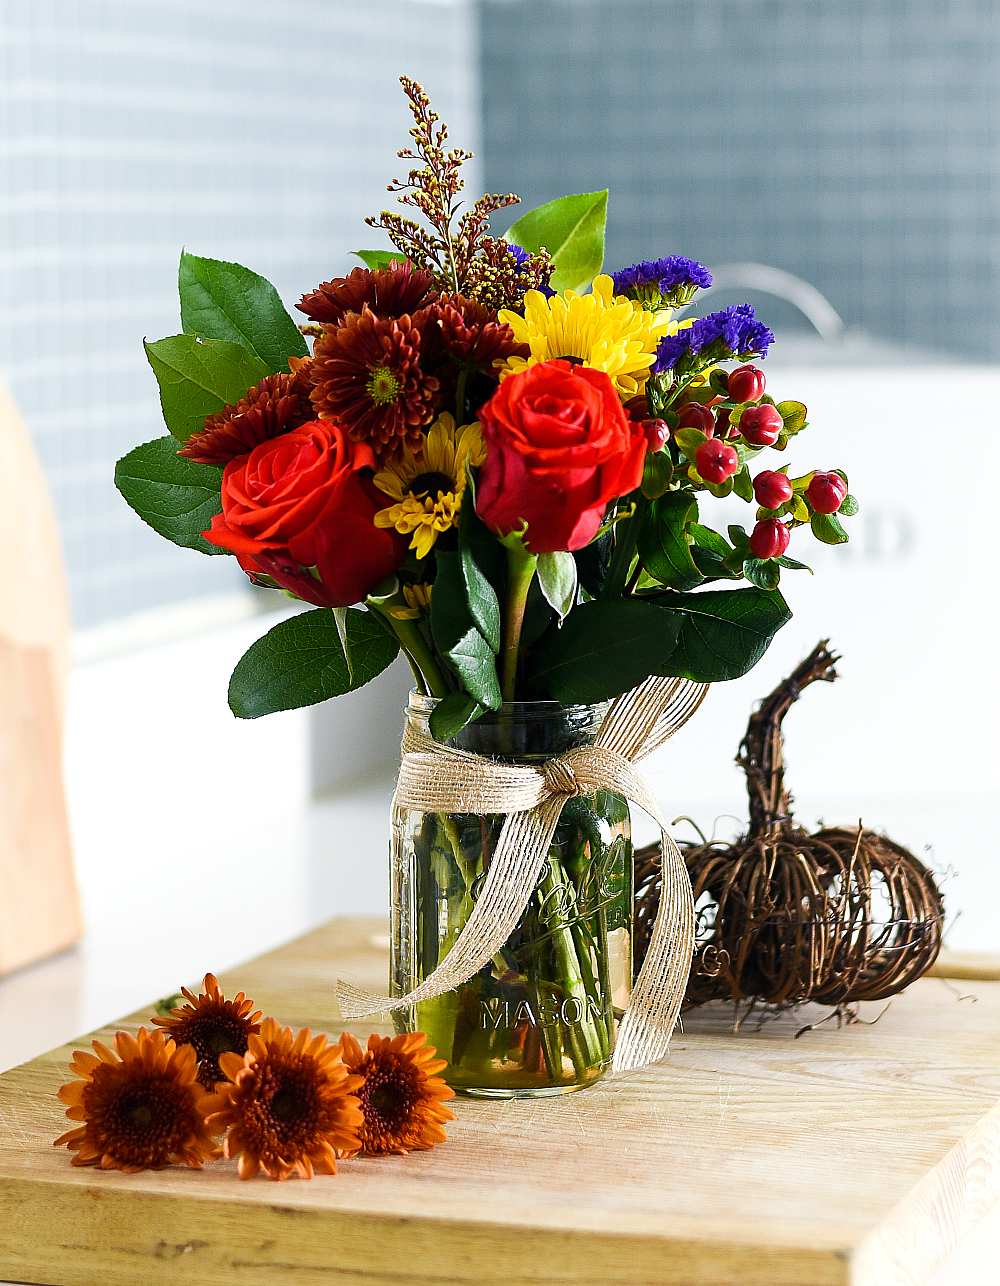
[{"left": 406, "top": 690, "right": 611, "bottom": 719}]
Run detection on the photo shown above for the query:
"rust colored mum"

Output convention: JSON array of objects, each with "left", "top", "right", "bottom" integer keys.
[
  {"left": 152, "top": 972, "right": 262, "bottom": 1089},
  {"left": 310, "top": 308, "right": 440, "bottom": 454},
  {"left": 54, "top": 1028, "right": 221, "bottom": 1173},
  {"left": 208, "top": 1018, "right": 364, "bottom": 1180},
  {"left": 338, "top": 1031, "right": 456, "bottom": 1157},
  {"left": 425, "top": 294, "right": 528, "bottom": 369},
  {"left": 297, "top": 262, "right": 437, "bottom": 326},
  {"left": 178, "top": 359, "right": 314, "bottom": 466}
]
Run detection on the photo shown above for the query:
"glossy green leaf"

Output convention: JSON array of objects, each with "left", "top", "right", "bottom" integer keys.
[
  {"left": 228, "top": 608, "right": 399, "bottom": 718},
  {"left": 429, "top": 691, "right": 484, "bottom": 742},
  {"left": 505, "top": 190, "right": 608, "bottom": 293},
  {"left": 776, "top": 554, "right": 812, "bottom": 572},
  {"left": 458, "top": 490, "right": 503, "bottom": 653},
  {"left": 733, "top": 465, "right": 754, "bottom": 502},
  {"left": 353, "top": 249, "right": 408, "bottom": 270},
  {"left": 776, "top": 400, "right": 807, "bottom": 433},
  {"left": 536, "top": 550, "right": 578, "bottom": 623},
  {"left": 840, "top": 493, "right": 860, "bottom": 517},
  {"left": 638, "top": 491, "right": 702, "bottom": 591},
  {"left": 743, "top": 557, "right": 781, "bottom": 591},
  {"left": 655, "top": 586, "right": 791, "bottom": 682},
  {"left": 689, "top": 523, "right": 731, "bottom": 557},
  {"left": 178, "top": 252, "right": 307, "bottom": 372},
  {"left": 673, "top": 427, "right": 707, "bottom": 462},
  {"left": 811, "top": 511, "right": 849, "bottom": 545},
  {"left": 114, "top": 437, "right": 224, "bottom": 555},
  {"left": 527, "top": 599, "right": 682, "bottom": 704},
  {"left": 430, "top": 551, "right": 502, "bottom": 709},
  {"left": 144, "top": 335, "right": 270, "bottom": 442}
]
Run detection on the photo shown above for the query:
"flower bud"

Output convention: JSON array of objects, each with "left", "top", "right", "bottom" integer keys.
[
  {"left": 739, "top": 403, "right": 784, "bottom": 446},
  {"left": 806, "top": 472, "right": 848, "bottom": 514},
  {"left": 752, "top": 470, "right": 793, "bottom": 510},
  {"left": 642, "top": 418, "right": 670, "bottom": 451},
  {"left": 675, "top": 403, "right": 716, "bottom": 436},
  {"left": 695, "top": 438, "right": 739, "bottom": 485},
  {"left": 728, "top": 364, "right": 765, "bottom": 404},
  {"left": 749, "top": 518, "right": 790, "bottom": 560}
]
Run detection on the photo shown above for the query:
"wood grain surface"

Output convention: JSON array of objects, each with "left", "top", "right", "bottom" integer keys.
[
  {"left": 1, "top": 917, "right": 998, "bottom": 1286},
  {"left": 0, "top": 378, "right": 80, "bottom": 976}
]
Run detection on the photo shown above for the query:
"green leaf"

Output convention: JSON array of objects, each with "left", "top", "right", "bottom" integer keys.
[
  {"left": 637, "top": 491, "right": 703, "bottom": 591},
  {"left": 640, "top": 450, "right": 673, "bottom": 500},
  {"left": 536, "top": 551, "right": 578, "bottom": 623},
  {"left": 728, "top": 524, "right": 751, "bottom": 548},
  {"left": 574, "top": 530, "right": 613, "bottom": 599},
  {"left": 655, "top": 586, "right": 791, "bottom": 682},
  {"left": 526, "top": 599, "right": 682, "bottom": 704},
  {"left": 690, "top": 546, "right": 735, "bottom": 579},
  {"left": 114, "top": 437, "right": 225, "bottom": 555},
  {"left": 429, "top": 691, "right": 484, "bottom": 742},
  {"left": 144, "top": 335, "right": 270, "bottom": 442},
  {"left": 709, "top": 369, "right": 730, "bottom": 397},
  {"left": 228, "top": 608, "right": 399, "bottom": 718},
  {"left": 840, "top": 493, "right": 860, "bottom": 517},
  {"left": 178, "top": 252, "right": 307, "bottom": 372},
  {"left": 689, "top": 523, "right": 731, "bottom": 557},
  {"left": 776, "top": 554, "right": 813, "bottom": 572},
  {"left": 732, "top": 465, "right": 754, "bottom": 502},
  {"left": 811, "top": 512, "right": 849, "bottom": 545},
  {"left": 430, "top": 551, "right": 502, "bottom": 709},
  {"left": 743, "top": 557, "right": 780, "bottom": 591},
  {"left": 505, "top": 190, "right": 608, "bottom": 294},
  {"left": 458, "top": 489, "right": 503, "bottom": 653},
  {"left": 353, "top": 249, "right": 408, "bottom": 270},
  {"left": 673, "top": 427, "right": 707, "bottom": 462},
  {"left": 776, "top": 400, "right": 807, "bottom": 433}
]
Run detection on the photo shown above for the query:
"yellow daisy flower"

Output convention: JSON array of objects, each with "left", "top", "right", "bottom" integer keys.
[
  {"left": 373, "top": 414, "right": 486, "bottom": 560},
  {"left": 497, "top": 274, "right": 680, "bottom": 399},
  {"left": 387, "top": 583, "right": 432, "bottom": 620}
]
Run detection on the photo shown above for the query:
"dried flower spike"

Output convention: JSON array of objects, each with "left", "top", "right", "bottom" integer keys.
[
  {"left": 152, "top": 972, "right": 262, "bottom": 1088},
  {"left": 208, "top": 1018, "right": 364, "bottom": 1180},
  {"left": 366, "top": 76, "right": 519, "bottom": 296},
  {"left": 339, "top": 1031, "right": 456, "bottom": 1156},
  {"left": 54, "top": 1028, "right": 221, "bottom": 1172}
]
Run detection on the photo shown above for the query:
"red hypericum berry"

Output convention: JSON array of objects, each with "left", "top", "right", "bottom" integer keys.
[
  {"left": 739, "top": 403, "right": 784, "bottom": 446},
  {"left": 728, "top": 364, "right": 766, "bottom": 404},
  {"left": 675, "top": 403, "right": 716, "bottom": 436},
  {"left": 641, "top": 418, "right": 670, "bottom": 450},
  {"left": 749, "top": 519, "right": 790, "bottom": 559},
  {"left": 695, "top": 439, "right": 739, "bottom": 485},
  {"left": 806, "top": 471, "right": 848, "bottom": 514},
  {"left": 752, "top": 470, "right": 794, "bottom": 510}
]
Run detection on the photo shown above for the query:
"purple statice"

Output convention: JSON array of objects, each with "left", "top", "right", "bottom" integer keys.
[
  {"left": 652, "top": 304, "right": 774, "bottom": 376},
  {"left": 612, "top": 256, "right": 712, "bottom": 309}
]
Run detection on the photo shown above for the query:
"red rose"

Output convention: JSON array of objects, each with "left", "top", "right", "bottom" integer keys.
[
  {"left": 203, "top": 420, "right": 405, "bottom": 608},
  {"left": 475, "top": 361, "right": 647, "bottom": 553}
]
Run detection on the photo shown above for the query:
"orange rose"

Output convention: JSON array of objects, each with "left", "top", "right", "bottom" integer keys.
[
  {"left": 203, "top": 421, "right": 405, "bottom": 607},
  {"left": 475, "top": 361, "right": 647, "bottom": 552}
]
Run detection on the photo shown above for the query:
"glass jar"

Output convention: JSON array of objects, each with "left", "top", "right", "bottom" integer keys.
[{"left": 390, "top": 693, "right": 633, "bottom": 1098}]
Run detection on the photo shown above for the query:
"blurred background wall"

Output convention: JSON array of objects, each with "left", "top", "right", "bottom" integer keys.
[
  {"left": 0, "top": 0, "right": 479, "bottom": 630},
  {"left": 481, "top": 0, "right": 998, "bottom": 360}
]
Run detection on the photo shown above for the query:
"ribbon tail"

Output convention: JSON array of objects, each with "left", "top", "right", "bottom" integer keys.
[
  {"left": 337, "top": 796, "right": 565, "bottom": 1021},
  {"left": 612, "top": 826, "right": 694, "bottom": 1073}
]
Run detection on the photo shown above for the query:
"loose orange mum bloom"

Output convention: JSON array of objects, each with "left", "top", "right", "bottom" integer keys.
[
  {"left": 54, "top": 1028, "right": 221, "bottom": 1173},
  {"left": 339, "top": 1031, "right": 456, "bottom": 1157},
  {"left": 152, "top": 972, "right": 262, "bottom": 1089},
  {"left": 207, "top": 1018, "right": 363, "bottom": 1181}
]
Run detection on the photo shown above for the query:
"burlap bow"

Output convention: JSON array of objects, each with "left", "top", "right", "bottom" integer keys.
[{"left": 337, "top": 676, "right": 708, "bottom": 1073}]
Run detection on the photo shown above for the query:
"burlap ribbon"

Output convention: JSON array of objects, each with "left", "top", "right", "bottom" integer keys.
[{"left": 337, "top": 676, "right": 708, "bottom": 1073}]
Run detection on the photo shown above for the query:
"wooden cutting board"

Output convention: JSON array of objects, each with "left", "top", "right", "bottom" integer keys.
[
  {"left": 0, "top": 917, "right": 997, "bottom": 1286},
  {"left": 0, "top": 378, "right": 81, "bottom": 976}
]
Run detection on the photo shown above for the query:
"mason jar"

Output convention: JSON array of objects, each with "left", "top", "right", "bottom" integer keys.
[{"left": 390, "top": 693, "right": 633, "bottom": 1097}]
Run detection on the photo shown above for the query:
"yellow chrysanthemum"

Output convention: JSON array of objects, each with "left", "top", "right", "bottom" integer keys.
[
  {"left": 497, "top": 274, "right": 679, "bottom": 399},
  {"left": 388, "top": 583, "right": 432, "bottom": 620},
  {"left": 373, "top": 413, "right": 486, "bottom": 560}
]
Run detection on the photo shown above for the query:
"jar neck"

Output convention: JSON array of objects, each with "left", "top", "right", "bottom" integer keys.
[{"left": 406, "top": 693, "right": 610, "bottom": 764}]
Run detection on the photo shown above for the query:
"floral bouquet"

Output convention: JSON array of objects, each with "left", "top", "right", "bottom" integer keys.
[{"left": 116, "top": 78, "right": 855, "bottom": 1095}]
